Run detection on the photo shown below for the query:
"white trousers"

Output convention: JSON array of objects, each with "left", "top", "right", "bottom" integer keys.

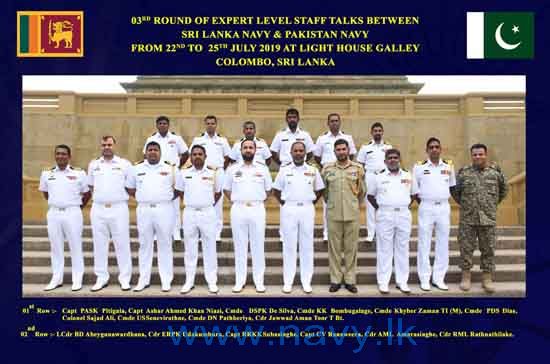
[
  {"left": 322, "top": 200, "right": 328, "bottom": 240},
  {"left": 375, "top": 207, "right": 412, "bottom": 286},
  {"left": 46, "top": 206, "right": 84, "bottom": 285},
  {"left": 281, "top": 202, "right": 315, "bottom": 287},
  {"left": 182, "top": 206, "right": 217, "bottom": 286},
  {"left": 230, "top": 202, "right": 266, "bottom": 287},
  {"left": 136, "top": 202, "right": 175, "bottom": 286},
  {"left": 417, "top": 201, "right": 450, "bottom": 284},
  {"left": 214, "top": 169, "right": 225, "bottom": 239},
  {"left": 90, "top": 202, "right": 132, "bottom": 286},
  {"left": 173, "top": 196, "right": 182, "bottom": 239},
  {"left": 365, "top": 171, "right": 376, "bottom": 239}
]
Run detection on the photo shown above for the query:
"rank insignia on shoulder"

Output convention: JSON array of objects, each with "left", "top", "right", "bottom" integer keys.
[
  {"left": 134, "top": 160, "right": 144, "bottom": 165},
  {"left": 164, "top": 161, "right": 175, "bottom": 166},
  {"left": 206, "top": 165, "right": 218, "bottom": 170},
  {"left": 417, "top": 160, "right": 427, "bottom": 165},
  {"left": 443, "top": 159, "right": 453, "bottom": 165}
]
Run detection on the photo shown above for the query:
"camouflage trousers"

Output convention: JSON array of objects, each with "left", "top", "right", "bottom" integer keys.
[{"left": 458, "top": 223, "right": 496, "bottom": 273}]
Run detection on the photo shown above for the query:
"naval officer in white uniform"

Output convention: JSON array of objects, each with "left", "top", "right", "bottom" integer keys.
[
  {"left": 87, "top": 136, "right": 133, "bottom": 292},
  {"left": 126, "top": 141, "right": 177, "bottom": 292},
  {"left": 39, "top": 145, "right": 91, "bottom": 291},
  {"left": 224, "top": 139, "right": 272, "bottom": 293}
]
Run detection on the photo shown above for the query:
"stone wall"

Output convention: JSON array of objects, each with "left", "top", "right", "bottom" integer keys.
[{"left": 22, "top": 90, "right": 525, "bottom": 224}]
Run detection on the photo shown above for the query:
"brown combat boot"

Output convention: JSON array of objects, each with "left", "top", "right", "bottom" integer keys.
[
  {"left": 482, "top": 272, "right": 496, "bottom": 293},
  {"left": 459, "top": 270, "right": 471, "bottom": 291}
]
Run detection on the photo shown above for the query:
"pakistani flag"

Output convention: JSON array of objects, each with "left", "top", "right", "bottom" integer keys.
[{"left": 467, "top": 12, "right": 534, "bottom": 59}]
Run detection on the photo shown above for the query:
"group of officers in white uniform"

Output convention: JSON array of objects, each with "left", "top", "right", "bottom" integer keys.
[{"left": 38, "top": 108, "right": 456, "bottom": 295}]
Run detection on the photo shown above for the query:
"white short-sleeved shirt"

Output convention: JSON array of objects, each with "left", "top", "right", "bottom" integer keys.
[
  {"left": 273, "top": 162, "right": 325, "bottom": 202},
  {"left": 126, "top": 161, "right": 176, "bottom": 203},
  {"left": 87, "top": 155, "right": 131, "bottom": 203},
  {"left": 314, "top": 131, "right": 357, "bottom": 166},
  {"left": 229, "top": 137, "right": 271, "bottom": 164},
  {"left": 143, "top": 131, "right": 188, "bottom": 166},
  {"left": 356, "top": 140, "right": 393, "bottom": 173},
  {"left": 223, "top": 161, "right": 272, "bottom": 202},
  {"left": 369, "top": 168, "right": 416, "bottom": 207},
  {"left": 175, "top": 165, "right": 223, "bottom": 208},
  {"left": 39, "top": 165, "right": 89, "bottom": 208},
  {"left": 190, "top": 132, "right": 231, "bottom": 168},
  {"left": 412, "top": 159, "right": 456, "bottom": 201},
  {"left": 270, "top": 127, "right": 315, "bottom": 165}
]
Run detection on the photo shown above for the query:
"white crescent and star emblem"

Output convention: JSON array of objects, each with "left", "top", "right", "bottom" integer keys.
[{"left": 495, "top": 22, "right": 521, "bottom": 50}]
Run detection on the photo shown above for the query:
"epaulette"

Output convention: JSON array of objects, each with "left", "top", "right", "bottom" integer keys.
[
  {"left": 417, "top": 160, "right": 427, "bottom": 165},
  {"left": 281, "top": 162, "right": 292, "bottom": 167},
  {"left": 181, "top": 164, "right": 192, "bottom": 170},
  {"left": 164, "top": 161, "right": 176, "bottom": 167},
  {"left": 376, "top": 168, "right": 386, "bottom": 175},
  {"left": 150, "top": 132, "right": 156, "bottom": 136},
  {"left": 443, "top": 159, "right": 453, "bottom": 165},
  {"left": 134, "top": 160, "right": 144, "bottom": 165},
  {"left": 170, "top": 131, "right": 177, "bottom": 135},
  {"left": 240, "top": 137, "right": 245, "bottom": 142},
  {"left": 307, "top": 161, "right": 320, "bottom": 170},
  {"left": 402, "top": 168, "right": 409, "bottom": 172},
  {"left": 255, "top": 160, "right": 266, "bottom": 166},
  {"left": 46, "top": 165, "right": 56, "bottom": 171},
  {"left": 206, "top": 165, "right": 218, "bottom": 171},
  {"left": 69, "top": 166, "right": 82, "bottom": 171},
  {"left": 257, "top": 137, "right": 266, "bottom": 143},
  {"left": 489, "top": 163, "right": 502, "bottom": 172}
]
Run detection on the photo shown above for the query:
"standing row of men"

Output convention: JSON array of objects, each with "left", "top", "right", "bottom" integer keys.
[{"left": 38, "top": 108, "right": 508, "bottom": 294}]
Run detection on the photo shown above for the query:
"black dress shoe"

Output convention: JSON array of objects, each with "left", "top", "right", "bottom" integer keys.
[
  {"left": 344, "top": 284, "right": 358, "bottom": 293},
  {"left": 329, "top": 283, "right": 341, "bottom": 292}
]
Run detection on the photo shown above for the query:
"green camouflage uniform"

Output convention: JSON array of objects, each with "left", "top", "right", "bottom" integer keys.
[
  {"left": 321, "top": 160, "right": 366, "bottom": 284},
  {"left": 451, "top": 164, "right": 508, "bottom": 273}
]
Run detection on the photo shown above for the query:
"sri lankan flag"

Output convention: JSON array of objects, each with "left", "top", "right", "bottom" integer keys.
[{"left": 17, "top": 11, "right": 84, "bottom": 57}]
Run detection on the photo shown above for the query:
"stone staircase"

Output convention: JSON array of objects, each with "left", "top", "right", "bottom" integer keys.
[{"left": 22, "top": 224, "right": 525, "bottom": 297}]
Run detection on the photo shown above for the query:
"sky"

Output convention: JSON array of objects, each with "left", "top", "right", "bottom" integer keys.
[{"left": 22, "top": 75, "right": 525, "bottom": 94}]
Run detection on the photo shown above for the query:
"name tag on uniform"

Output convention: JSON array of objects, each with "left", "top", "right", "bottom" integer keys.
[
  {"left": 423, "top": 170, "right": 430, "bottom": 174},
  {"left": 137, "top": 172, "right": 146, "bottom": 176},
  {"left": 112, "top": 167, "right": 122, "bottom": 171},
  {"left": 282, "top": 139, "right": 289, "bottom": 142},
  {"left": 366, "top": 151, "right": 373, "bottom": 154},
  {"left": 401, "top": 179, "right": 411, "bottom": 184},
  {"left": 215, "top": 142, "right": 222, "bottom": 146},
  {"left": 66, "top": 175, "right": 77, "bottom": 180},
  {"left": 185, "top": 176, "right": 193, "bottom": 179},
  {"left": 159, "top": 172, "right": 169, "bottom": 176},
  {"left": 48, "top": 177, "right": 56, "bottom": 180},
  {"left": 93, "top": 167, "right": 101, "bottom": 171},
  {"left": 304, "top": 172, "right": 314, "bottom": 176},
  {"left": 202, "top": 176, "right": 213, "bottom": 181},
  {"left": 296, "top": 138, "right": 304, "bottom": 141},
  {"left": 286, "top": 174, "right": 294, "bottom": 177},
  {"left": 168, "top": 140, "right": 176, "bottom": 144}
]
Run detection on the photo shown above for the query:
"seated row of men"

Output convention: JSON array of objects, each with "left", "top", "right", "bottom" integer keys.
[{"left": 38, "top": 109, "right": 508, "bottom": 294}]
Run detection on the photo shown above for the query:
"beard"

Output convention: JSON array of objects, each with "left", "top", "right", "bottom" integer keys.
[{"left": 242, "top": 154, "right": 254, "bottom": 162}]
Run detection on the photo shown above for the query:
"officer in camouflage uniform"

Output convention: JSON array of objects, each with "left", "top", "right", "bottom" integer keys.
[
  {"left": 451, "top": 143, "right": 508, "bottom": 293},
  {"left": 321, "top": 139, "right": 366, "bottom": 293}
]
